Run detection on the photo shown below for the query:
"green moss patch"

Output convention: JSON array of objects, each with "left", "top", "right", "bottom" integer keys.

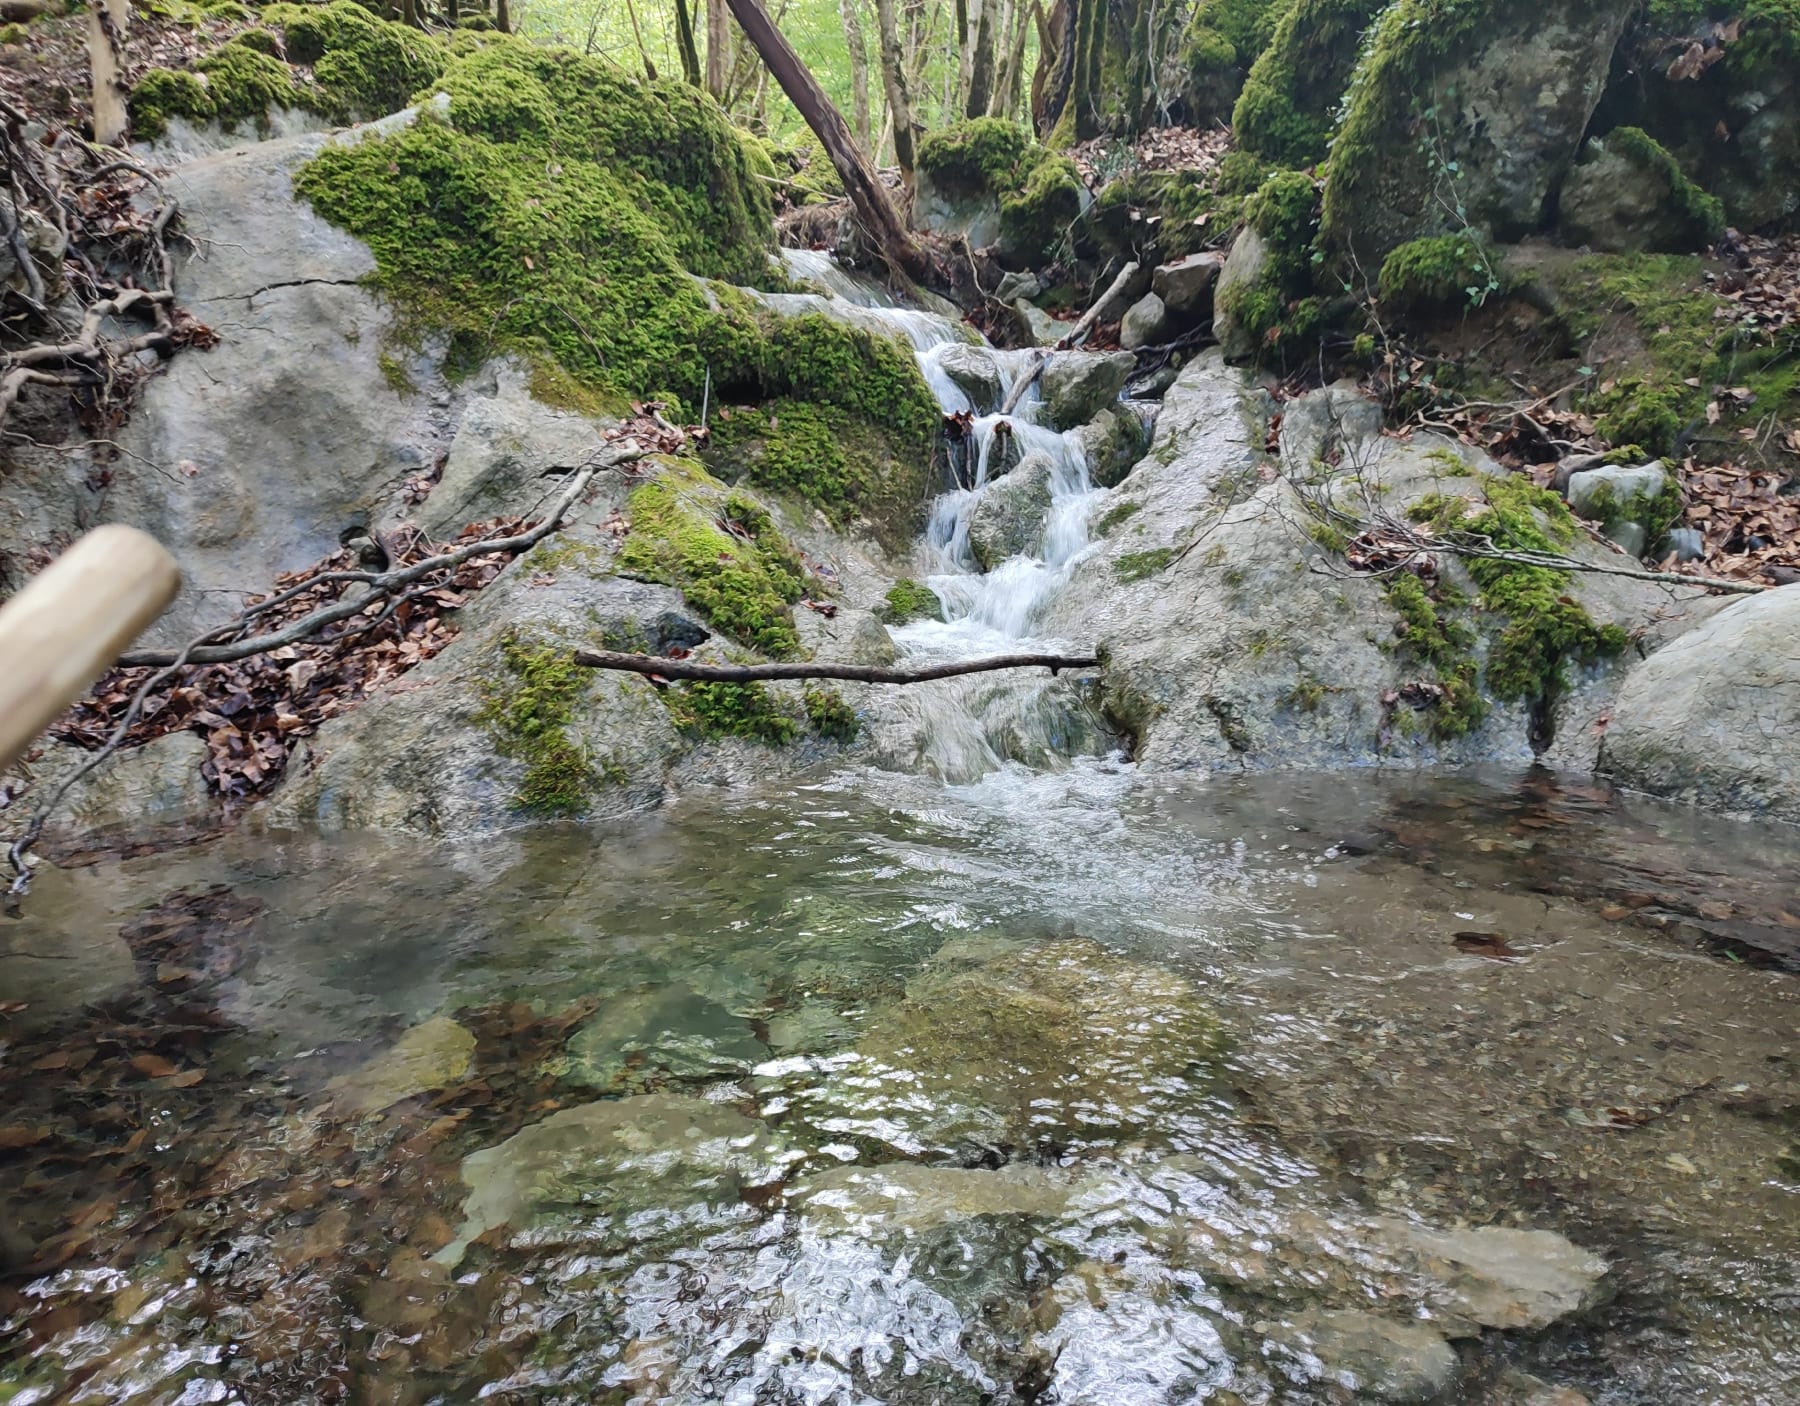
[
  {"left": 878, "top": 579, "right": 944, "bottom": 625},
  {"left": 1233, "top": 0, "right": 1387, "bottom": 168},
  {"left": 1217, "top": 168, "right": 1333, "bottom": 362},
  {"left": 1383, "top": 573, "right": 1487, "bottom": 737},
  {"left": 476, "top": 636, "right": 607, "bottom": 815},
  {"left": 803, "top": 687, "right": 860, "bottom": 743},
  {"left": 1377, "top": 233, "right": 1503, "bottom": 317},
  {"left": 916, "top": 117, "right": 1083, "bottom": 266},
  {"left": 665, "top": 681, "right": 800, "bottom": 744},
  {"left": 614, "top": 467, "right": 807, "bottom": 659},
  {"left": 1116, "top": 547, "right": 1175, "bottom": 581},
  {"left": 1181, "top": 0, "right": 1292, "bottom": 120}
]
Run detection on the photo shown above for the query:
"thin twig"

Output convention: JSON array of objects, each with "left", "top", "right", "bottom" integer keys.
[{"left": 572, "top": 649, "right": 1101, "bottom": 684}]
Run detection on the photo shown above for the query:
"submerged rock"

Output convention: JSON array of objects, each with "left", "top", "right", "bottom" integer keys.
[
  {"left": 1601, "top": 586, "right": 1800, "bottom": 820},
  {"left": 326, "top": 1015, "right": 475, "bottom": 1117},
  {"left": 792, "top": 1162, "right": 1077, "bottom": 1231},
  {"left": 440, "top": 1094, "right": 788, "bottom": 1266},
  {"left": 1040, "top": 351, "right": 1135, "bottom": 431},
  {"left": 1272, "top": 1309, "right": 1457, "bottom": 1403},
  {"left": 563, "top": 986, "right": 768, "bottom": 1089}
]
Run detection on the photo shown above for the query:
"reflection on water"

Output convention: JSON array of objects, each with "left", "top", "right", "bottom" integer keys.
[{"left": 0, "top": 764, "right": 1796, "bottom": 1404}]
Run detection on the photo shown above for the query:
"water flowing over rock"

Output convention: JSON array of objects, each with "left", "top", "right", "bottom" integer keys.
[
  {"left": 967, "top": 453, "right": 1054, "bottom": 569},
  {"left": 1601, "top": 586, "right": 1800, "bottom": 821}
]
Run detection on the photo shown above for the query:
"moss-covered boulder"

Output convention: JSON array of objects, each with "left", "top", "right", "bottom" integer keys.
[
  {"left": 1559, "top": 128, "right": 1726, "bottom": 253},
  {"left": 1598, "top": 4, "right": 1800, "bottom": 230},
  {"left": 914, "top": 117, "right": 1084, "bottom": 268},
  {"left": 1323, "top": 0, "right": 1639, "bottom": 262},
  {"left": 1177, "top": 0, "right": 1293, "bottom": 123},
  {"left": 1232, "top": 0, "right": 1387, "bottom": 168},
  {"left": 1214, "top": 169, "right": 1328, "bottom": 363}
]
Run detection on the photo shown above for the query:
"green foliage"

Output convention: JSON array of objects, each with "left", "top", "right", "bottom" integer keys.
[
  {"left": 803, "top": 687, "right": 860, "bottom": 743},
  {"left": 1233, "top": 0, "right": 1386, "bottom": 168},
  {"left": 1217, "top": 169, "right": 1332, "bottom": 362},
  {"left": 294, "top": 40, "right": 778, "bottom": 415},
  {"left": 879, "top": 578, "right": 944, "bottom": 624},
  {"left": 666, "top": 682, "right": 801, "bottom": 744},
  {"left": 264, "top": 1, "right": 448, "bottom": 119},
  {"left": 1115, "top": 547, "right": 1175, "bottom": 581},
  {"left": 1377, "top": 233, "right": 1501, "bottom": 316},
  {"left": 1597, "top": 126, "right": 1726, "bottom": 246},
  {"left": 615, "top": 467, "right": 807, "bottom": 658},
  {"left": 1411, "top": 476, "right": 1628, "bottom": 709},
  {"left": 476, "top": 636, "right": 601, "bottom": 815},
  {"left": 1383, "top": 572, "right": 1487, "bottom": 737}
]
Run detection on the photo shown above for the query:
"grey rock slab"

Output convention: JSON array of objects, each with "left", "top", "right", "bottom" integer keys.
[
  {"left": 1119, "top": 291, "right": 1174, "bottom": 350},
  {"left": 439, "top": 1094, "right": 789, "bottom": 1266},
  {"left": 791, "top": 1162, "right": 1079, "bottom": 1232},
  {"left": 326, "top": 1016, "right": 476, "bottom": 1117},
  {"left": 1040, "top": 351, "right": 1135, "bottom": 431},
  {"left": 934, "top": 342, "right": 1004, "bottom": 414},
  {"left": 1213, "top": 226, "right": 1269, "bottom": 364},
  {"left": 1665, "top": 526, "right": 1706, "bottom": 562},
  {"left": 1362, "top": 1217, "right": 1610, "bottom": 1334},
  {"left": 1013, "top": 298, "right": 1066, "bottom": 347},
  {"left": 1564, "top": 462, "right": 1669, "bottom": 524},
  {"left": 995, "top": 270, "right": 1043, "bottom": 303},
  {"left": 1273, "top": 1309, "right": 1457, "bottom": 1404},
  {"left": 1601, "top": 585, "right": 1800, "bottom": 820},
  {"left": 967, "top": 453, "right": 1053, "bottom": 569},
  {"left": 564, "top": 987, "right": 768, "bottom": 1089},
  {"left": 1151, "top": 251, "right": 1225, "bottom": 318}
]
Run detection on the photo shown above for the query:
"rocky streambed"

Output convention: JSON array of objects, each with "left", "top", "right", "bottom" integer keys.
[{"left": 1, "top": 765, "right": 1797, "bottom": 1404}]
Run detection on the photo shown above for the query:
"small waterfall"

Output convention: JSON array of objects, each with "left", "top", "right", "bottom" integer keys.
[{"left": 768, "top": 251, "right": 1115, "bottom": 781}]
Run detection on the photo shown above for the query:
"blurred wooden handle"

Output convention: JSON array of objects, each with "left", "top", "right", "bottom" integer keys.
[{"left": 0, "top": 526, "right": 182, "bottom": 773}]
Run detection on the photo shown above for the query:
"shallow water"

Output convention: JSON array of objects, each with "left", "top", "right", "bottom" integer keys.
[{"left": 2, "top": 763, "right": 1796, "bottom": 1404}]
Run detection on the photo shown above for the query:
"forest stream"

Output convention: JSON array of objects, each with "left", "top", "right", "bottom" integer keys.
[{"left": 3, "top": 261, "right": 1797, "bottom": 1406}]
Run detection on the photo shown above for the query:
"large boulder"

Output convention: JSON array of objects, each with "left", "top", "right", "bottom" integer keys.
[
  {"left": 1323, "top": 0, "right": 1638, "bottom": 260},
  {"left": 1040, "top": 351, "right": 1134, "bottom": 431},
  {"left": 1600, "top": 587, "right": 1800, "bottom": 820},
  {"left": 1559, "top": 129, "right": 1725, "bottom": 254},
  {"left": 1212, "top": 225, "right": 1270, "bottom": 363},
  {"left": 1053, "top": 354, "right": 1719, "bottom": 776}
]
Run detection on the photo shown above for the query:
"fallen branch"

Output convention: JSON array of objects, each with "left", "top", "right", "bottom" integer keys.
[
  {"left": 1436, "top": 538, "right": 1767, "bottom": 595},
  {"left": 1058, "top": 260, "right": 1139, "bottom": 350},
  {"left": 999, "top": 351, "right": 1049, "bottom": 416},
  {"left": 572, "top": 650, "right": 1101, "bottom": 684},
  {"left": 118, "top": 445, "right": 646, "bottom": 666}
]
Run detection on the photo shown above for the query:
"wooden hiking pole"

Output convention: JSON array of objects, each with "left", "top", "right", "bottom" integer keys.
[{"left": 0, "top": 525, "right": 181, "bottom": 772}]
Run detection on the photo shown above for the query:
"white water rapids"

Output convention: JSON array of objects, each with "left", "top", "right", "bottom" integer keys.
[{"left": 780, "top": 249, "right": 1115, "bottom": 782}]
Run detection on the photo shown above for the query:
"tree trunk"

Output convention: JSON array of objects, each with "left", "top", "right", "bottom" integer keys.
[
  {"left": 874, "top": 0, "right": 916, "bottom": 179},
  {"left": 674, "top": 0, "right": 703, "bottom": 85},
  {"left": 706, "top": 0, "right": 730, "bottom": 98},
  {"left": 988, "top": 0, "right": 1032, "bottom": 118},
  {"left": 87, "top": 0, "right": 129, "bottom": 147},
  {"left": 725, "top": 0, "right": 929, "bottom": 279},
  {"left": 494, "top": 0, "right": 510, "bottom": 34},
  {"left": 621, "top": 0, "right": 658, "bottom": 79},
  {"left": 964, "top": 0, "right": 997, "bottom": 118},
  {"left": 838, "top": 0, "right": 872, "bottom": 153}
]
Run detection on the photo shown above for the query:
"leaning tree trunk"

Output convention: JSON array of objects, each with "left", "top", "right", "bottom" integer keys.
[
  {"left": 725, "top": 0, "right": 929, "bottom": 279},
  {"left": 674, "top": 0, "right": 704, "bottom": 85},
  {"left": 874, "top": 0, "right": 916, "bottom": 178},
  {"left": 839, "top": 0, "right": 873, "bottom": 153},
  {"left": 87, "top": 0, "right": 129, "bottom": 146}
]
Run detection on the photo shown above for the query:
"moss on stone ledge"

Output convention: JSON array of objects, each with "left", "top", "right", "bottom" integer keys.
[
  {"left": 665, "top": 681, "right": 801, "bottom": 744},
  {"left": 878, "top": 578, "right": 944, "bottom": 624},
  {"left": 614, "top": 465, "right": 807, "bottom": 658},
  {"left": 1233, "top": 0, "right": 1387, "bottom": 168},
  {"left": 476, "top": 636, "right": 607, "bottom": 815},
  {"left": 916, "top": 117, "right": 1083, "bottom": 266}
]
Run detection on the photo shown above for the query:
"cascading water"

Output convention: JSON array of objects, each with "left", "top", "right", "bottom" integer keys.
[{"left": 778, "top": 248, "right": 1115, "bottom": 781}]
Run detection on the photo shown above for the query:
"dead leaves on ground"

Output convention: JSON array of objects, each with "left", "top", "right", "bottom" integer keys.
[{"left": 1068, "top": 125, "right": 1231, "bottom": 186}]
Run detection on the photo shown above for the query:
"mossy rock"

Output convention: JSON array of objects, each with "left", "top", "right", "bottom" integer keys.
[
  {"left": 1214, "top": 169, "right": 1336, "bottom": 365},
  {"left": 1233, "top": 0, "right": 1387, "bottom": 168},
  {"left": 877, "top": 578, "right": 944, "bottom": 625},
  {"left": 1178, "top": 0, "right": 1291, "bottom": 122},
  {"left": 915, "top": 117, "right": 1083, "bottom": 267},
  {"left": 475, "top": 635, "right": 611, "bottom": 815},
  {"left": 1377, "top": 233, "right": 1505, "bottom": 319},
  {"left": 1560, "top": 127, "right": 1726, "bottom": 254}
]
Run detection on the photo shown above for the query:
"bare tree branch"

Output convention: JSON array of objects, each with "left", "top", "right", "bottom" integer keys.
[{"left": 573, "top": 649, "right": 1101, "bottom": 684}]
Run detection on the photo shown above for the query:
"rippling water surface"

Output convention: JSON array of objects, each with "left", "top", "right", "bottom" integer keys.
[{"left": 2, "top": 763, "right": 1796, "bottom": 1404}]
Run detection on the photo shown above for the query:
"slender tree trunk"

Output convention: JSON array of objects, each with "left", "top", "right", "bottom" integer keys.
[
  {"left": 988, "top": 0, "right": 1032, "bottom": 118},
  {"left": 725, "top": 0, "right": 929, "bottom": 278},
  {"left": 839, "top": 0, "right": 872, "bottom": 153},
  {"left": 87, "top": 0, "right": 129, "bottom": 146},
  {"left": 674, "top": 0, "right": 703, "bottom": 85},
  {"left": 621, "top": 0, "right": 658, "bottom": 78},
  {"left": 954, "top": 0, "right": 972, "bottom": 112},
  {"left": 964, "top": 0, "right": 997, "bottom": 118},
  {"left": 875, "top": 0, "right": 916, "bottom": 179},
  {"left": 494, "top": 0, "right": 510, "bottom": 34},
  {"left": 706, "top": 0, "right": 730, "bottom": 97}
]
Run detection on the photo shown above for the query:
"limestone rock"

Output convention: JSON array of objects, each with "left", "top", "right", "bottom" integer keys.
[
  {"left": 439, "top": 1094, "right": 788, "bottom": 1266},
  {"left": 1040, "top": 351, "right": 1134, "bottom": 431},
  {"left": 564, "top": 987, "right": 767, "bottom": 1089},
  {"left": 995, "top": 270, "right": 1043, "bottom": 303},
  {"left": 913, "top": 170, "right": 1002, "bottom": 250},
  {"left": 326, "top": 1016, "right": 475, "bottom": 1117},
  {"left": 1560, "top": 134, "right": 1722, "bottom": 254},
  {"left": 1090, "top": 261, "right": 1153, "bottom": 325},
  {"left": 1362, "top": 1218, "right": 1610, "bottom": 1333},
  {"left": 1601, "top": 587, "right": 1800, "bottom": 820},
  {"left": 1565, "top": 462, "right": 1672, "bottom": 556},
  {"left": 1665, "top": 526, "right": 1705, "bottom": 562},
  {"left": 19, "top": 732, "right": 214, "bottom": 844},
  {"left": 934, "top": 342, "right": 1003, "bottom": 414},
  {"left": 792, "top": 1163, "right": 1077, "bottom": 1231},
  {"left": 1070, "top": 407, "right": 1147, "bottom": 490},
  {"left": 967, "top": 453, "right": 1053, "bottom": 568},
  {"left": 1213, "top": 226, "right": 1269, "bottom": 363},
  {"left": 1274, "top": 1309, "right": 1457, "bottom": 1403},
  {"left": 1151, "top": 252, "right": 1224, "bottom": 319},
  {"left": 1120, "top": 292, "right": 1174, "bottom": 350},
  {"left": 1325, "top": 0, "right": 1638, "bottom": 259},
  {"left": 1012, "top": 298, "right": 1065, "bottom": 347}
]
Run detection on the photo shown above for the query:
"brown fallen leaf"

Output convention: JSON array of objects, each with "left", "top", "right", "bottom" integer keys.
[
  {"left": 0, "top": 1126, "right": 49, "bottom": 1150},
  {"left": 165, "top": 1068, "right": 206, "bottom": 1088},
  {"left": 128, "top": 1053, "right": 180, "bottom": 1079}
]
